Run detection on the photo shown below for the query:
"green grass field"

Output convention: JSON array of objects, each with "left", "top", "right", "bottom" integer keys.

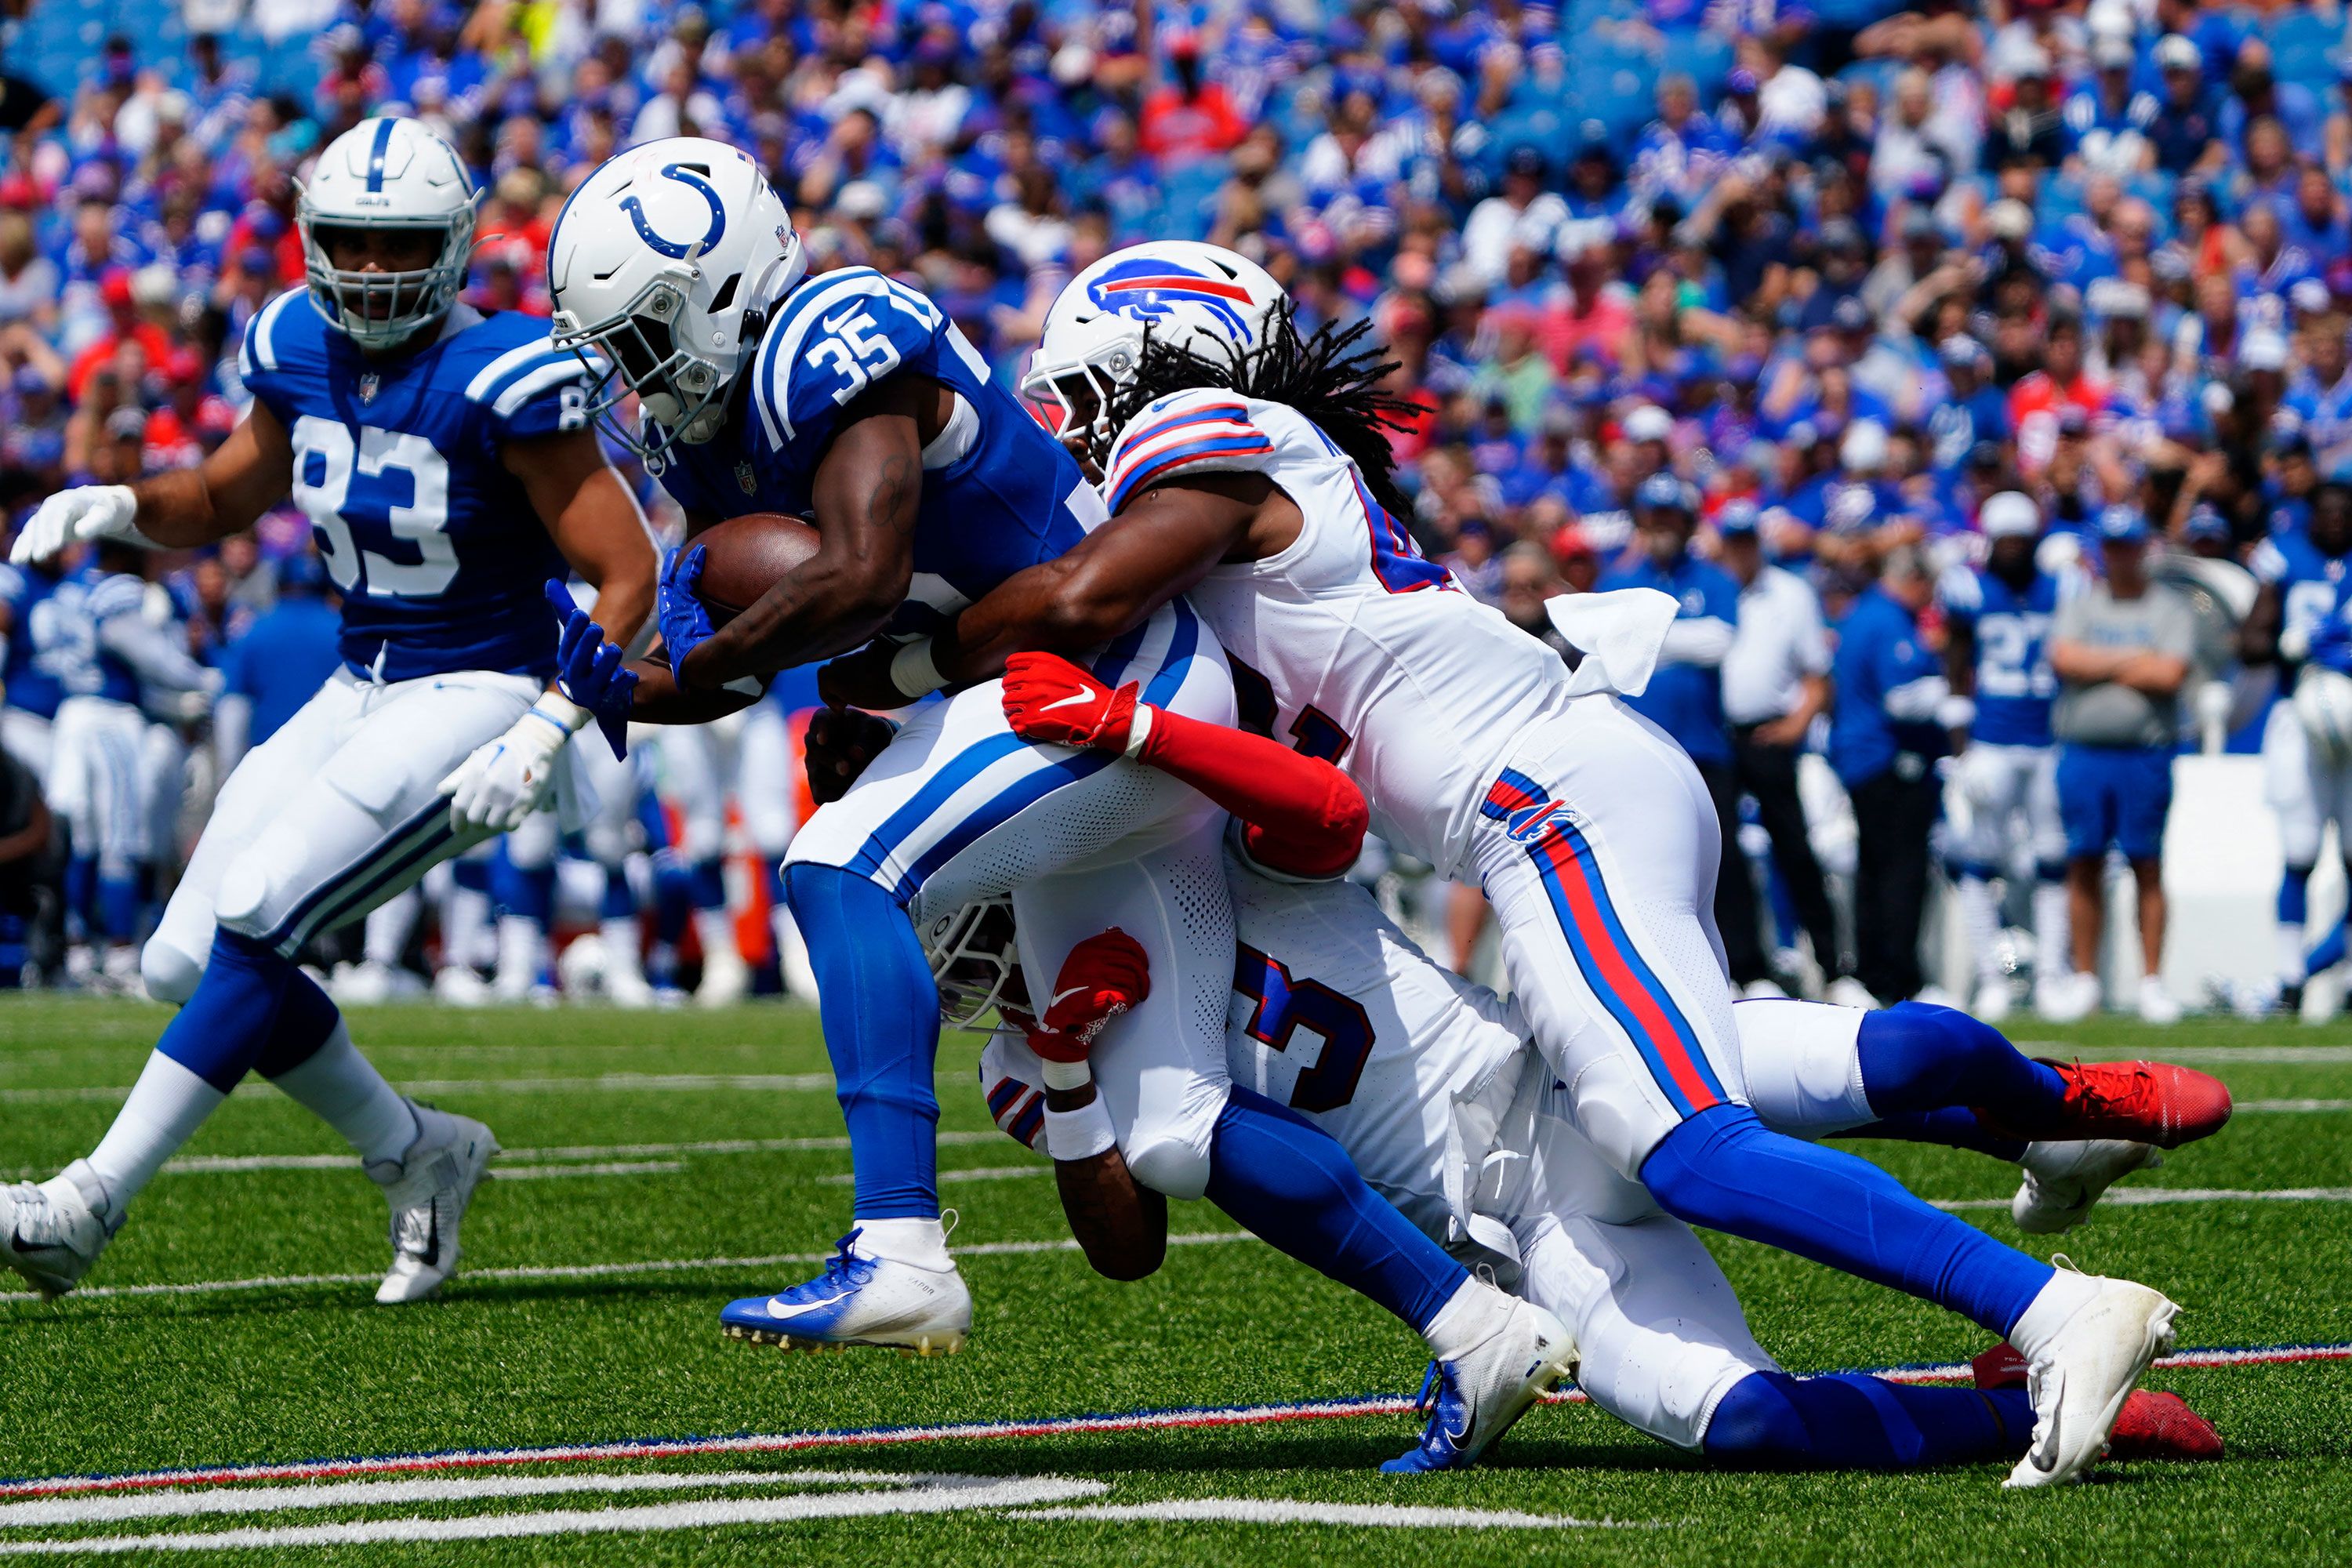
[{"left": 2, "top": 998, "right": 2348, "bottom": 1564}]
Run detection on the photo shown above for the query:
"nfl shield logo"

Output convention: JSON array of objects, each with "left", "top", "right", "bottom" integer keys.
[
  {"left": 735, "top": 463, "right": 757, "bottom": 495},
  {"left": 358, "top": 373, "right": 379, "bottom": 404}
]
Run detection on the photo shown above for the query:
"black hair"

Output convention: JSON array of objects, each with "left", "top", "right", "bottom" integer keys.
[{"left": 1105, "top": 303, "right": 1418, "bottom": 521}]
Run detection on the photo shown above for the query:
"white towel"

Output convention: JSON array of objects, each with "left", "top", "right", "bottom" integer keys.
[{"left": 1544, "top": 587, "right": 1680, "bottom": 699}]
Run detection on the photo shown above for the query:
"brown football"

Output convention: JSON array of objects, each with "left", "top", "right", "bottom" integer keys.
[{"left": 688, "top": 513, "right": 822, "bottom": 626}]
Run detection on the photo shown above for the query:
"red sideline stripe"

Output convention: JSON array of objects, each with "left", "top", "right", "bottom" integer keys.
[
  {"left": 1531, "top": 829, "right": 1720, "bottom": 1113},
  {"left": 4, "top": 1342, "right": 2343, "bottom": 1501}
]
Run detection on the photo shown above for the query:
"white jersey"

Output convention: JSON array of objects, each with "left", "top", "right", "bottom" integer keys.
[{"left": 1102, "top": 389, "right": 1570, "bottom": 877}]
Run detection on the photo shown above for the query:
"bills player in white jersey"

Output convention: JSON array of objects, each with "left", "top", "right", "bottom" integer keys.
[
  {"left": 0, "top": 116, "right": 657, "bottom": 1304},
  {"left": 548, "top": 147, "right": 1573, "bottom": 1446},
  {"left": 806, "top": 702, "right": 2223, "bottom": 1473},
  {"left": 826, "top": 240, "right": 2206, "bottom": 1486}
]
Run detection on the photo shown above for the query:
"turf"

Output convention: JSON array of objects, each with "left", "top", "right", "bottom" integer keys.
[{"left": 2, "top": 999, "right": 2348, "bottom": 1564}]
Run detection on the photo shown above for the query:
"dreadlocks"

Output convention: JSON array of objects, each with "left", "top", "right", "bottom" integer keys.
[{"left": 1104, "top": 303, "right": 1419, "bottom": 520}]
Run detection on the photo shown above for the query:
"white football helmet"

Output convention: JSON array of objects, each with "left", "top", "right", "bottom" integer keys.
[
  {"left": 296, "top": 116, "right": 477, "bottom": 350},
  {"left": 546, "top": 138, "right": 804, "bottom": 466},
  {"left": 2295, "top": 664, "right": 2352, "bottom": 766},
  {"left": 918, "top": 898, "right": 1021, "bottom": 1031},
  {"left": 1024, "top": 241, "right": 1284, "bottom": 462}
]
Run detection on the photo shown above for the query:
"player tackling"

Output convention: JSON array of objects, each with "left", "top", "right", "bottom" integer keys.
[{"left": 0, "top": 116, "right": 657, "bottom": 1305}]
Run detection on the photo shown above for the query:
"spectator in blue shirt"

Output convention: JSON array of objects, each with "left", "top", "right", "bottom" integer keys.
[
  {"left": 1832, "top": 545, "right": 1958, "bottom": 1004},
  {"left": 212, "top": 550, "right": 340, "bottom": 776},
  {"left": 1600, "top": 472, "right": 1765, "bottom": 985}
]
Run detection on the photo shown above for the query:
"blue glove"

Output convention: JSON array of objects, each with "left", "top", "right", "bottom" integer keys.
[
  {"left": 658, "top": 543, "right": 717, "bottom": 678},
  {"left": 544, "top": 579, "right": 638, "bottom": 760}
]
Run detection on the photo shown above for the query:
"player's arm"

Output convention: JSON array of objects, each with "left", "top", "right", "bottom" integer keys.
[
  {"left": 1000, "top": 650, "right": 1367, "bottom": 879},
  {"left": 671, "top": 377, "right": 933, "bottom": 693},
  {"left": 9, "top": 401, "right": 296, "bottom": 564},
  {"left": 2240, "top": 580, "right": 2286, "bottom": 665}
]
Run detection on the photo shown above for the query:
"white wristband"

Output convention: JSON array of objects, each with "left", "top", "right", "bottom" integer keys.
[
  {"left": 1121, "top": 702, "right": 1156, "bottom": 760},
  {"left": 888, "top": 637, "right": 949, "bottom": 701},
  {"left": 1040, "top": 1056, "right": 1092, "bottom": 1091},
  {"left": 532, "top": 691, "right": 593, "bottom": 736},
  {"left": 1044, "top": 1094, "right": 1117, "bottom": 1161}
]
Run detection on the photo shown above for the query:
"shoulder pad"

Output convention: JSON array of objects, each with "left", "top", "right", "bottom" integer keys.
[
  {"left": 1937, "top": 561, "right": 1983, "bottom": 612},
  {"left": 1103, "top": 388, "right": 1276, "bottom": 514},
  {"left": 463, "top": 320, "right": 592, "bottom": 420},
  {"left": 236, "top": 288, "right": 311, "bottom": 383},
  {"left": 753, "top": 269, "right": 945, "bottom": 450},
  {"left": 84, "top": 574, "right": 146, "bottom": 619}
]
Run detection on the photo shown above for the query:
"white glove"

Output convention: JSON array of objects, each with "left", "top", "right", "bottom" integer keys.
[
  {"left": 10, "top": 485, "right": 143, "bottom": 565},
  {"left": 439, "top": 695, "right": 590, "bottom": 833}
]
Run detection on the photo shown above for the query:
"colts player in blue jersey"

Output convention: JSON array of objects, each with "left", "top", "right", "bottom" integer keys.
[
  {"left": 0, "top": 116, "right": 657, "bottom": 1305},
  {"left": 2245, "top": 480, "right": 2352, "bottom": 1012},
  {"left": 547, "top": 152, "right": 1550, "bottom": 1399},
  {"left": 1939, "top": 492, "right": 2077, "bottom": 1022}
]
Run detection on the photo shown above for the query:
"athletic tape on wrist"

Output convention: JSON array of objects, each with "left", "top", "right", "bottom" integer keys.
[
  {"left": 1122, "top": 702, "right": 1155, "bottom": 760},
  {"left": 1040, "top": 1056, "right": 1092, "bottom": 1091},
  {"left": 1044, "top": 1095, "right": 1117, "bottom": 1161},
  {"left": 889, "top": 637, "right": 949, "bottom": 700},
  {"left": 532, "top": 692, "right": 593, "bottom": 736}
]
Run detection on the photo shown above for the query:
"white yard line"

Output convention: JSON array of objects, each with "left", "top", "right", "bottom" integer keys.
[
  {"left": 1935, "top": 1185, "right": 2352, "bottom": 1211},
  {"left": 489, "top": 1161, "right": 685, "bottom": 1181},
  {"left": 820, "top": 1164, "right": 1048, "bottom": 1186},
  {"left": 2041, "top": 1045, "right": 2352, "bottom": 1065},
  {"left": 1018, "top": 1499, "right": 1622, "bottom": 1530},
  {"left": 2234, "top": 1098, "right": 2352, "bottom": 1112},
  {"left": 0, "top": 1073, "right": 838, "bottom": 1105},
  {"left": 6, "top": 1131, "right": 1004, "bottom": 1181}
]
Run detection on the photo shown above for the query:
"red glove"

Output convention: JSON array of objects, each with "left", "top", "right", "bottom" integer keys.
[
  {"left": 1025, "top": 927, "right": 1151, "bottom": 1065},
  {"left": 1001, "top": 651, "right": 1141, "bottom": 752}
]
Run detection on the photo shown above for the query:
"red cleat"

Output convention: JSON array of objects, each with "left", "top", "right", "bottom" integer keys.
[
  {"left": 2108, "top": 1390, "right": 2224, "bottom": 1461},
  {"left": 1972, "top": 1341, "right": 2027, "bottom": 1389},
  {"left": 1975, "top": 1060, "right": 2233, "bottom": 1149}
]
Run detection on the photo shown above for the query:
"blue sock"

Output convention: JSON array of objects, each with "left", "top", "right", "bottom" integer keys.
[
  {"left": 783, "top": 863, "right": 938, "bottom": 1220},
  {"left": 492, "top": 855, "right": 556, "bottom": 926},
  {"left": 1835, "top": 1108, "right": 2029, "bottom": 1163},
  {"left": 2279, "top": 866, "right": 2312, "bottom": 927},
  {"left": 2310, "top": 917, "right": 2349, "bottom": 976},
  {"left": 652, "top": 852, "right": 693, "bottom": 945},
  {"left": 1856, "top": 1002, "right": 2067, "bottom": 1119},
  {"left": 255, "top": 965, "right": 339, "bottom": 1078},
  {"left": 688, "top": 857, "right": 728, "bottom": 911},
  {"left": 1642, "top": 1105, "right": 2053, "bottom": 1338},
  {"left": 1204, "top": 1086, "right": 1467, "bottom": 1335},
  {"left": 64, "top": 855, "right": 96, "bottom": 937},
  {"left": 1703, "top": 1370, "right": 2034, "bottom": 1468},
  {"left": 599, "top": 871, "right": 635, "bottom": 921},
  {"left": 98, "top": 869, "right": 138, "bottom": 945},
  {"left": 157, "top": 931, "right": 298, "bottom": 1094},
  {"left": 452, "top": 857, "right": 491, "bottom": 898}
]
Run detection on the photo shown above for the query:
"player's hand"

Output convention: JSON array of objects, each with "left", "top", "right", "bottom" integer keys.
[
  {"left": 657, "top": 544, "right": 717, "bottom": 672},
  {"left": 11, "top": 485, "right": 140, "bottom": 565},
  {"left": 439, "top": 702, "right": 579, "bottom": 833},
  {"left": 818, "top": 639, "right": 911, "bottom": 712},
  {"left": 545, "top": 579, "right": 638, "bottom": 760},
  {"left": 1026, "top": 927, "right": 1152, "bottom": 1065},
  {"left": 1001, "top": 651, "right": 1142, "bottom": 753},
  {"left": 804, "top": 704, "right": 897, "bottom": 804}
]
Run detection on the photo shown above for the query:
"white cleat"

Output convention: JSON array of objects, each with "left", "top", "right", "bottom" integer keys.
[
  {"left": 1382, "top": 1293, "right": 1579, "bottom": 1472},
  {"left": 2136, "top": 976, "right": 2183, "bottom": 1025},
  {"left": 2036, "top": 970, "right": 2101, "bottom": 1023},
  {"left": 367, "top": 1102, "right": 499, "bottom": 1305},
  {"left": 1971, "top": 977, "right": 2014, "bottom": 1023},
  {"left": 2005, "top": 1264, "right": 2180, "bottom": 1489},
  {"left": 719, "top": 1232, "right": 973, "bottom": 1355},
  {"left": 1825, "top": 977, "right": 1882, "bottom": 1011},
  {"left": 432, "top": 966, "right": 492, "bottom": 1007},
  {"left": 696, "top": 942, "right": 750, "bottom": 1008},
  {"left": 2013, "top": 1141, "right": 2161, "bottom": 1234},
  {"left": 0, "top": 1161, "right": 120, "bottom": 1299},
  {"left": 1740, "top": 977, "right": 1788, "bottom": 1000}
]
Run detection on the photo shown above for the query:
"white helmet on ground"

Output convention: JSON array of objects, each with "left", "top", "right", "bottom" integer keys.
[
  {"left": 1023, "top": 241, "right": 1284, "bottom": 460},
  {"left": 546, "top": 137, "right": 804, "bottom": 466},
  {"left": 2296, "top": 665, "right": 2352, "bottom": 766},
  {"left": 296, "top": 116, "right": 477, "bottom": 350}
]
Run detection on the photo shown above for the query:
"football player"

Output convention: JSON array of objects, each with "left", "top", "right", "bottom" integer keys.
[
  {"left": 822, "top": 241, "right": 2201, "bottom": 1485},
  {"left": 0, "top": 116, "right": 657, "bottom": 1303},
  {"left": 1940, "top": 492, "right": 2074, "bottom": 1022},
  {"left": 546, "top": 141, "right": 1573, "bottom": 1454},
  {"left": 2244, "top": 480, "right": 2352, "bottom": 1015}
]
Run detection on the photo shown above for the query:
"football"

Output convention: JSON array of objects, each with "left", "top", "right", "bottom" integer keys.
[{"left": 690, "top": 512, "right": 822, "bottom": 625}]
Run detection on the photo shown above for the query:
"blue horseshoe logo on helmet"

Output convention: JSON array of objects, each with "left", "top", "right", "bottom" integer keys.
[{"left": 619, "top": 164, "right": 727, "bottom": 260}]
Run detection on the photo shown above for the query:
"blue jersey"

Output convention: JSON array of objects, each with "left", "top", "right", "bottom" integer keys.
[
  {"left": 656, "top": 267, "right": 1098, "bottom": 638},
  {"left": 220, "top": 595, "right": 344, "bottom": 745},
  {"left": 2306, "top": 573, "right": 2352, "bottom": 677},
  {"left": 2251, "top": 528, "right": 2352, "bottom": 688},
  {"left": 1940, "top": 564, "right": 2060, "bottom": 747},
  {"left": 1598, "top": 552, "right": 1739, "bottom": 764},
  {"left": 240, "top": 292, "right": 590, "bottom": 682},
  {"left": 1831, "top": 585, "right": 1947, "bottom": 788},
  {"left": 0, "top": 561, "right": 64, "bottom": 719},
  {"left": 33, "top": 567, "right": 147, "bottom": 706}
]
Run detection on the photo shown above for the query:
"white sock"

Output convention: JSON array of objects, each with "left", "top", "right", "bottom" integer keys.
[
  {"left": 2277, "top": 922, "right": 2308, "bottom": 985},
  {"left": 601, "top": 916, "right": 645, "bottom": 979},
  {"left": 1421, "top": 1275, "right": 1507, "bottom": 1362},
  {"left": 442, "top": 882, "right": 491, "bottom": 971},
  {"left": 695, "top": 908, "right": 742, "bottom": 966},
  {"left": 850, "top": 1215, "right": 951, "bottom": 1270},
  {"left": 2033, "top": 880, "right": 2072, "bottom": 982},
  {"left": 268, "top": 1024, "right": 419, "bottom": 1166},
  {"left": 85, "top": 1054, "right": 227, "bottom": 1208},
  {"left": 495, "top": 915, "right": 544, "bottom": 992},
  {"left": 365, "top": 889, "right": 419, "bottom": 969},
  {"left": 1956, "top": 876, "right": 2004, "bottom": 986},
  {"left": 2007, "top": 1265, "right": 2104, "bottom": 1359}
]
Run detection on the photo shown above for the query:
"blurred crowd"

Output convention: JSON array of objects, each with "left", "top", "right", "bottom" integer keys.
[{"left": 0, "top": 0, "right": 2346, "bottom": 1014}]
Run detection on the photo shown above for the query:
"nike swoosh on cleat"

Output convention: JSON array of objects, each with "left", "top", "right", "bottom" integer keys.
[
  {"left": 2032, "top": 1406, "right": 2063, "bottom": 1472},
  {"left": 766, "top": 1290, "right": 854, "bottom": 1319}
]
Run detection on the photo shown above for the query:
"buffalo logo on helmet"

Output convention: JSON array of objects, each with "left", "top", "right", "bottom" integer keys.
[{"left": 1083, "top": 256, "right": 1256, "bottom": 338}]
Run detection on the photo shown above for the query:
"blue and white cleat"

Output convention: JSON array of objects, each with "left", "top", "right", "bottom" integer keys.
[
  {"left": 720, "top": 1229, "right": 972, "bottom": 1356},
  {"left": 1381, "top": 1297, "right": 1578, "bottom": 1473}
]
